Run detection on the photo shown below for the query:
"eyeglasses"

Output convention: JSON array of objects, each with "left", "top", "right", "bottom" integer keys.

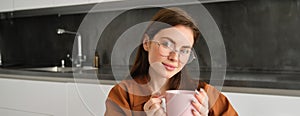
[{"left": 150, "top": 39, "right": 196, "bottom": 64}]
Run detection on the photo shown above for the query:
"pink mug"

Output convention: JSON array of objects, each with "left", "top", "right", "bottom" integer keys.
[{"left": 165, "top": 90, "right": 198, "bottom": 116}]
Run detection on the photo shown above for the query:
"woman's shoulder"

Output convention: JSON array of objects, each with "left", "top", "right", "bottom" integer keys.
[
  {"left": 197, "top": 80, "right": 222, "bottom": 98},
  {"left": 197, "top": 80, "right": 209, "bottom": 88},
  {"left": 109, "top": 75, "right": 151, "bottom": 96},
  {"left": 196, "top": 80, "right": 238, "bottom": 115},
  {"left": 113, "top": 75, "right": 148, "bottom": 87},
  {"left": 197, "top": 80, "right": 221, "bottom": 92}
]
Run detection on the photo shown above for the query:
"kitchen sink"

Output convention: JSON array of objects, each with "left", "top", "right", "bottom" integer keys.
[{"left": 22, "top": 66, "right": 98, "bottom": 73}]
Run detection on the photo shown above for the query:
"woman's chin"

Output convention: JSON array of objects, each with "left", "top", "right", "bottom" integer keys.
[
  {"left": 155, "top": 69, "right": 178, "bottom": 79},
  {"left": 165, "top": 73, "right": 177, "bottom": 79},
  {"left": 155, "top": 71, "right": 174, "bottom": 79}
]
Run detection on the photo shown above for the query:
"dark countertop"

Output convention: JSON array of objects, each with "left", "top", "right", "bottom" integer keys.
[
  {"left": 218, "top": 70, "right": 300, "bottom": 90},
  {"left": 0, "top": 67, "right": 300, "bottom": 96},
  {"left": 0, "top": 67, "right": 118, "bottom": 85}
]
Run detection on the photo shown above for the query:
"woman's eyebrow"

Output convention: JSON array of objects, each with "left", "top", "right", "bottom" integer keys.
[
  {"left": 181, "top": 46, "right": 192, "bottom": 48},
  {"left": 160, "top": 37, "right": 176, "bottom": 44},
  {"left": 161, "top": 37, "right": 192, "bottom": 48}
]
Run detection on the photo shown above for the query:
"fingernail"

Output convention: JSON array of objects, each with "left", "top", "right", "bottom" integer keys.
[
  {"left": 200, "top": 88, "right": 205, "bottom": 92},
  {"left": 195, "top": 89, "right": 200, "bottom": 95},
  {"left": 192, "top": 99, "right": 197, "bottom": 103},
  {"left": 191, "top": 109, "right": 196, "bottom": 114}
]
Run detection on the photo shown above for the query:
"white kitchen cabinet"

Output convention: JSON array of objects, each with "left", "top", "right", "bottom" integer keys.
[
  {"left": 13, "top": 0, "right": 55, "bottom": 11},
  {"left": 223, "top": 92, "right": 300, "bottom": 116},
  {"left": 67, "top": 83, "right": 113, "bottom": 116},
  {"left": 88, "top": 0, "right": 122, "bottom": 4},
  {"left": 52, "top": 0, "right": 90, "bottom": 8},
  {"left": 13, "top": 0, "right": 90, "bottom": 11},
  {"left": 52, "top": 0, "right": 123, "bottom": 8},
  {"left": 0, "top": 108, "right": 48, "bottom": 116},
  {"left": 0, "top": 77, "right": 113, "bottom": 116},
  {"left": 0, "top": 0, "right": 13, "bottom": 12},
  {"left": 0, "top": 78, "right": 67, "bottom": 116},
  {"left": 7, "top": 0, "right": 122, "bottom": 12}
]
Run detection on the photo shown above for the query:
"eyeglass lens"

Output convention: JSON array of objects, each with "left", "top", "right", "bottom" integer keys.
[{"left": 153, "top": 40, "right": 195, "bottom": 63}]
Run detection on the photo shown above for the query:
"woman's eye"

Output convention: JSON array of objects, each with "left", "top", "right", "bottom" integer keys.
[
  {"left": 161, "top": 41, "right": 173, "bottom": 48},
  {"left": 180, "top": 49, "right": 191, "bottom": 54}
]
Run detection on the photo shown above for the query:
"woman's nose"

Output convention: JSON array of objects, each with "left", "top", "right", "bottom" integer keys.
[{"left": 168, "top": 51, "right": 179, "bottom": 62}]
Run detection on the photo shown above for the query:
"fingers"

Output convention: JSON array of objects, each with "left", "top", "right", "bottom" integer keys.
[
  {"left": 154, "top": 107, "right": 166, "bottom": 116},
  {"left": 192, "top": 102, "right": 208, "bottom": 116},
  {"left": 144, "top": 97, "right": 161, "bottom": 111},
  {"left": 192, "top": 89, "right": 209, "bottom": 116},
  {"left": 195, "top": 89, "right": 208, "bottom": 106},
  {"left": 192, "top": 109, "right": 201, "bottom": 116},
  {"left": 144, "top": 97, "right": 166, "bottom": 116}
]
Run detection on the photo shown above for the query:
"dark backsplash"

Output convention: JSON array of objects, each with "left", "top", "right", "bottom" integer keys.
[
  {"left": 0, "top": 13, "right": 86, "bottom": 67},
  {"left": 1, "top": 0, "right": 300, "bottom": 73}
]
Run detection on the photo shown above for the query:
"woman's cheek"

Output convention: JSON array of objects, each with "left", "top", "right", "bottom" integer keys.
[
  {"left": 150, "top": 62, "right": 168, "bottom": 77},
  {"left": 148, "top": 51, "right": 164, "bottom": 63}
]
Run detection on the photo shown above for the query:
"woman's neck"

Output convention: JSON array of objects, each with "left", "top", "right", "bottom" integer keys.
[{"left": 148, "top": 67, "right": 168, "bottom": 95}]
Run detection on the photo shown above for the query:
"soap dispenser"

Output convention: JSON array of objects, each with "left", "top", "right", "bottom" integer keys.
[
  {"left": 0, "top": 52, "right": 2, "bottom": 66},
  {"left": 94, "top": 51, "right": 99, "bottom": 68}
]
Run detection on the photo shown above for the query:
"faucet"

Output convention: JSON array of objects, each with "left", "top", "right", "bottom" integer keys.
[{"left": 57, "top": 28, "right": 85, "bottom": 67}]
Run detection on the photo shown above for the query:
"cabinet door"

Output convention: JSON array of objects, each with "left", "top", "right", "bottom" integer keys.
[
  {"left": 0, "top": 0, "right": 13, "bottom": 12},
  {"left": 67, "top": 83, "right": 113, "bottom": 116},
  {"left": 223, "top": 92, "right": 300, "bottom": 116},
  {"left": 53, "top": 0, "right": 89, "bottom": 7},
  {"left": 0, "top": 78, "right": 67, "bottom": 116},
  {"left": 0, "top": 108, "right": 48, "bottom": 116},
  {"left": 89, "top": 0, "right": 121, "bottom": 4},
  {"left": 14, "top": 0, "right": 54, "bottom": 10}
]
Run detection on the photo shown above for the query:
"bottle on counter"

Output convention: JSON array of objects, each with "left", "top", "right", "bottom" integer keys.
[
  {"left": 61, "top": 59, "right": 65, "bottom": 68},
  {"left": 0, "top": 52, "right": 2, "bottom": 66},
  {"left": 94, "top": 51, "right": 99, "bottom": 68}
]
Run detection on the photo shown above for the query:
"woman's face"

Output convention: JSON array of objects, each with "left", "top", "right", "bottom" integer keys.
[{"left": 144, "top": 25, "right": 194, "bottom": 78}]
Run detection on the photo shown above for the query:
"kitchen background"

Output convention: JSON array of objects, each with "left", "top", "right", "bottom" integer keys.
[
  {"left": 1, "top": 0, "right": 300, "bottom": 116},
  {"left": 1, "top": 0, "right": 300, "bottom": 71},
  {"left": 0, "top": 0, "right": 300, "bottom": 87}
]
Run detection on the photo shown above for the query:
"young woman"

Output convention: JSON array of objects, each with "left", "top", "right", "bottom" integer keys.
[{"left": 105, "top": 7, "right": 238, "bottom": 116}]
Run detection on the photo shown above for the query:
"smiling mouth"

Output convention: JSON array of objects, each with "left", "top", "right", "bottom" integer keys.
[{"left": 162, "top": 63, "right": 176, "bottom": 71}]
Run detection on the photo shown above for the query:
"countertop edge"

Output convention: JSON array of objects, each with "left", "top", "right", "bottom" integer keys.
[
  {"left": 1, "top": 73, "right": 300, "bottom": 97},
  {"left": 0, "top": 73, "right": 117, "bottom": 85},
  {"left": 222, "top": 86, "right": 300, "bottom": 97}
]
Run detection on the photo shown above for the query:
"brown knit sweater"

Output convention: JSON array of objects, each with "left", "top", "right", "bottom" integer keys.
[{"left": 105, "top": 77, "right": 238, "bottom": 116}]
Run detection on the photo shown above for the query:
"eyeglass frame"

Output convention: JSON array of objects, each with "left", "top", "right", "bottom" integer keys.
[{"left": 148, "top": 39, "right": 196, "bottom": 64}]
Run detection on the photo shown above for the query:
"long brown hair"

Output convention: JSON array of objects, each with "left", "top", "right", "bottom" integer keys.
[{"left": 130, "top": 7, "right": 200, "bottom": 90}]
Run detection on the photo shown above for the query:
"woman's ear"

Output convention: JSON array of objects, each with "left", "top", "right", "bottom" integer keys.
[{"left": 143, "top": 34, "right": 150, "bottom": 51}]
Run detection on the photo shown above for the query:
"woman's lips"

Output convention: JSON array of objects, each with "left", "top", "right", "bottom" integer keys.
[{"left": 163, "top": 63, "right": 176, "bottom": 71}]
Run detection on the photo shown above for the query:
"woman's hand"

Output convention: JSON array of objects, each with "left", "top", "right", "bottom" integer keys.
[
  {"left": 192, "top": 89, "right": 209, "bottom": 116},
  {"left": 143, "top": 96, "right": 166, "bottom": 116}
]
